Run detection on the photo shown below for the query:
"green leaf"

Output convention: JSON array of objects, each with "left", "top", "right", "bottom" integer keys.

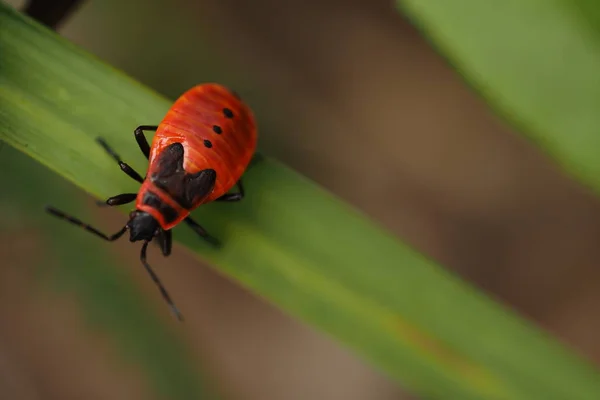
[
  {"left": 396, "top": 0, "right": 600, "bottom": 196},
  {"left": 2, "top": 3, "right": 600, "bottom": 399}
]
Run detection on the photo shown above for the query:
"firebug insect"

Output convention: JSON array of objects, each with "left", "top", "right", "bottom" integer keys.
[{"left": 45, "top": 83, "right": 258, "bottom": 321}]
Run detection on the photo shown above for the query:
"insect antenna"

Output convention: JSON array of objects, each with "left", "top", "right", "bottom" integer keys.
[
  {"left": 140, "top": 241, "right": 184, "bottom": 321},
  {"left": 45, "top": 205, "right": 127, "bottom": 241}
]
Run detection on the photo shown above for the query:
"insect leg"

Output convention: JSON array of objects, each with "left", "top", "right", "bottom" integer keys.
[
  {"left": 140, "top": 241, "right": 183, "bottom": 321},
  {"left": 45, "top": 205, "right": 128, "bottom": 241},
  {"left": 215, "top": 180, "right": 244, "bottom": 202},
  {"left": 95, "top": 192, "right": 138, "bottom": 207},
  {"left": 214, "top": 152, "right": 262, "bottom": 203},
  {"left": 157, "top": 229, "right": 172, "bottom": 257},
  {"left": 249, "top": 152, "right": 265, "bottom": 169},
  {"left": 96, "top": 137, "right": 144, "bottom": 183},
  {"left": 184, "top": 218, "right": 221, "bottom": 247},
  {"left": 134, "top": 125, "right": 158, "bottom": 160}
]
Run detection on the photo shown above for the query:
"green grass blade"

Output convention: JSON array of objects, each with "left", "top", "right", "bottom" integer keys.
[
  {"left": 2, "top": 3, "right": 600, "bottom": 399},
  {"left": 396, "top": 0, "right": 600, "bottom": 196}
]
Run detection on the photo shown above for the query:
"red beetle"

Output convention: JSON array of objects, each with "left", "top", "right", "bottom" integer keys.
[{"left": 46, "top": 83, "right": 259, "bottom": 320}]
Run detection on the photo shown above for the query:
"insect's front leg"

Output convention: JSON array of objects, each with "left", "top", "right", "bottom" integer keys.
[
  {"left": 156, "top": 229, "right": 172, "bottom": 256},
  {"left": 95, "top": 193, "right": 137, "bottom": 207}
]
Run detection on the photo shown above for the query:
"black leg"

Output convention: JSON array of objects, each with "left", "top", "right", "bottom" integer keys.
[
  {"left": 96, "top": 137, "right": 144, "bottom": 183},
  {"left": 157, "top": 229, "right": 172, "bottom": 257},
  {"left": 45, "top": 205, "right": 128, "bottom": 241},
  {"left": 140, "top": 241, "right": 183, "bottom": 321},
  {"left": 249, "top": 152, "right": 264, "bottom": 169},
  {"left": 184, "top": 217, "right": 220, "bottom": 247},
  {"left": 216, "top": 180, "right": 244, "bottom": 202},
  {"left": 134, "top": 125, "right": 157, "bottom": 160},
  {"left": 213, "top": 152, "right": 263, "bottom": 203},
  {"left": 95, "top": 192, "right": 138, "bottom": 207}
]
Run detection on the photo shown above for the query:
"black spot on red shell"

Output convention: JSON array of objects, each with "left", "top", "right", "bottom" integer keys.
[
  {"left": 223, "top": 108, "right": 234, "bottom": 118},
  {"left": 204, "top": 139, "right": 213, "bottom": 148},
  {"left": 212, "top": 125, "right": 222, "bottom": 134}
]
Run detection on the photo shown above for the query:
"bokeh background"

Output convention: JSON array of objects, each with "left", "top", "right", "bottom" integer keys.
[{"left": 2, "top": 0, "right": 600, "bottom": 399}]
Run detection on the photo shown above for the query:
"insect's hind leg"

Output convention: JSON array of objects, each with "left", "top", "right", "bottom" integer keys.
[
  {"left": 215, "top": 180, "right": 244, "bottom": 202},
  {"left": 184, "top": 218, "right": 220, "bottom": 247},
  {"left": 215, "top": 152, "right": 265, "bottom": 202},
  {"left": 215, "top": 152, "right": 264, "bottom": 203},
  {"left": 96, "top": 138, "right": 145, "bottom": 183},
  {"left": 134, "top": 125, "right": 158, "bottom": 160},
  {"left": 249, "top": 152, "right": 265, "bottom": 169}
]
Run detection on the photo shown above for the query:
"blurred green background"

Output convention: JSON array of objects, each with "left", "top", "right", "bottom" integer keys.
[{"left": 3, "top": 0, "right": 600, "bottom": 399}]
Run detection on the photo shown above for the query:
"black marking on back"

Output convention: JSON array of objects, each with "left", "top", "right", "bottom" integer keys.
[
  {"left": 212, "top": 125, "right": 222, "bottom": 134},
  {"left": 223, "top": 108, "right": 234, "bottom": 118},
  {"left": 150, "top": 142, "right": 217, "bottom": 209},
  {"left": 203, "top": 139, "right": 212, "bottom": 148},
  {"left": 142, "top": 191, "right": 179, "bottom": 224}
]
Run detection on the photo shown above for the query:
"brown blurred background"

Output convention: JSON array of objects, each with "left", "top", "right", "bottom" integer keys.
[{"left": 3, "top": 0, "right": 600, "bottom": 399}]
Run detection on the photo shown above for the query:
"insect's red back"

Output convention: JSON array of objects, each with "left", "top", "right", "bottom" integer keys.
[{"left": 148, "top": 84, "right": 257, "bottom": 206}]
